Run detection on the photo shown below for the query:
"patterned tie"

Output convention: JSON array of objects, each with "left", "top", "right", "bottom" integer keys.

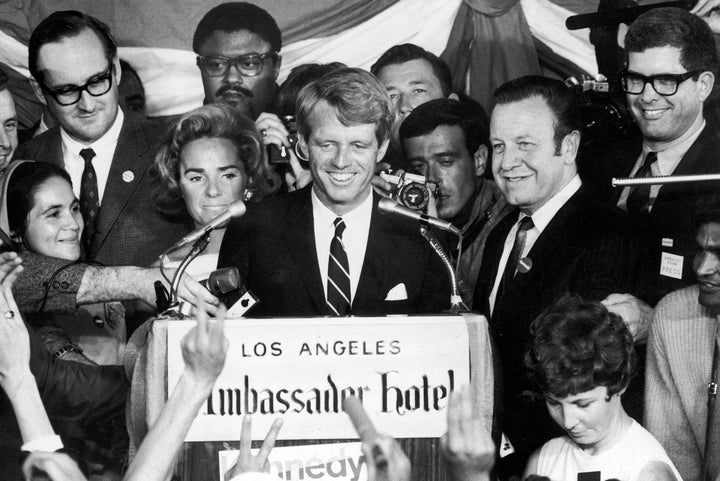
[
  {"left": 626, "top": 151, "right": 657, "bottom": 215},
  {"left": 79, "top": 148, "right": 99, "bottom": 254},
  {"left": 327, "top": 217, "right": 351, "bottom": 316},
  {"left": 499, "top": 216, "right": 534, "bottom": 295}
]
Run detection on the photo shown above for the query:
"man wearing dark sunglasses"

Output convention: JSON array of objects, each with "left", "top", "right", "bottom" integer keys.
[
  {"left": 192, "top": 2, "right": 282, "bottom": 120},
  {"left": 14, "top": 10, "right": 187, "bottom": 268}
]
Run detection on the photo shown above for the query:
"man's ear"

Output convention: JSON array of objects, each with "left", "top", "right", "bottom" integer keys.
[
  {"left": 376, "top": 138, "right": 389, "bottom": 163},
  {"left": 29, "top": 78, "right": 47, "bottom": 106},
  {"left": 448, "top": 93, "right": 459, "bottom": 101},
  {"left": 474, "top": 145, "right": 488, "bottom": 176},
  {"left": 273, "top": 54, "right": 282, "bottom": 82},
  {"left": 113, "top": 56, "right": 122, "bottom": 86},
  {"left": 561, "top": 130, "right": 581, "bottom": 164},
  {"left": 698, "top": 70, "right": 715, "bottom": 102}
]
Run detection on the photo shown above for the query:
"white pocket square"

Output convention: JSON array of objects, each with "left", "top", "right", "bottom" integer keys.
[{"left": 385, "top": 283, "right": 408, "bottom": 301}]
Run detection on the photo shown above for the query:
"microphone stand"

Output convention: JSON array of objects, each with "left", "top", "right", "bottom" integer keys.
[
  {"left": 161, "top": 232, "right": 212, "bottom": 318},
  {"left": 419, "top": 224, "right": 468, "bottom": 313}
]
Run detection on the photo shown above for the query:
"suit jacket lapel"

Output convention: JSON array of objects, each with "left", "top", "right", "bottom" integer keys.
[
  {"left": 282, "top": 187, "right": 328, "bottom": 314},
  {"left": 91, "top": 120, "right": 148, "bottom": 256},
  {"left": 353, "top": 193, "right": 391, "bottom": 311}
]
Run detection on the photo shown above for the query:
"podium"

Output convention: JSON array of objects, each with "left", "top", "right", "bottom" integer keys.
[{"left": 127, "top": 313, "right": 493, "bottom": 481}]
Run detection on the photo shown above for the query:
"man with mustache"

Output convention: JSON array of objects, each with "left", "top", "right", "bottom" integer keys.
[
  {"left": 645, "top": 197, "right": 720, "bottom": 481},
  {"left": 193, "top": 2, "right": 281, "bottom": 120}
]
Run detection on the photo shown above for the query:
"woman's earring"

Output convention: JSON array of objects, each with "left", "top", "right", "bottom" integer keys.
[{"left": 242, "top": 189, "right": 253, "bottom": 202}]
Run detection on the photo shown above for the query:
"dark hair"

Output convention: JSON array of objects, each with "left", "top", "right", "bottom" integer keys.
[
  {"left": 119, "top": 59, "right": 144, "bottom": 92},
  {"left": 524, "top": 294, "right": 636, "bottom": 400},
  {"left": 29, "top": 10, "right": 117, "bottom": 84},
  {"left": 296, "top": 67, "right": 394, "bottom": 145},
  {"left": 370, "top": 43, "right": 453, "bottom": 97},
  {"left": 274, "top": 62, "right": 347, "bottom": 117},
  {"left": 7, "top": 161, "right": 73, "bottom": 244},
  {"left": 625, "top": 7, "right": 717, "bottom": 73},
  {"left": 152, "top": 104, "right": 280, "bottom": 219},
  {"left": 692, "top": 195, "right": 720, "bottom": 234},
  {"left": 493, "top": 76, "right": 582, "bottom": 155},
  {"left": 192, "top": 2, "right": 281, "bottom": 54},
  {"left": 399, "top": 98, "right": 490, "bottom": 156}
]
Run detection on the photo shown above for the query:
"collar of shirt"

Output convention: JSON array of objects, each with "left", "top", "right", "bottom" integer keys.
[
  {"left": 488, "top": 174, "right": 581, "bottom": 315},
  {"left": 60, "top": 109, "right": 124, "bottom": 204},
  {"left": 618, "top": 115, "right": 705, "bottom": 211},
  {"left": 312, "top": 188, "right": 373, "bottom": 304}
]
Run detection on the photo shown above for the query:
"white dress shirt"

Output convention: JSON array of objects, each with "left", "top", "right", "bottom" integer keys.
[
  {"left": 60, "top": 109, "right": 124, "bottom": 204},
  {"left": 489, "top": 175, "right": 582, "bottom": 314},
  {"left": 312, "top": 188, "right": 372, "bottom": 304},
  {"left": 617, "top": 114, "right": 705, "bottom": 212}
]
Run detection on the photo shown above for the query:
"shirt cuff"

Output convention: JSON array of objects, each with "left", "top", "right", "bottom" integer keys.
[{"left": 21, "top": 434, "right": 64, "bottom": 452}]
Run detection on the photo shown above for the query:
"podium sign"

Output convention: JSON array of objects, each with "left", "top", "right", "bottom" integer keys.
[{"left": 167, "top": 316, "right": 470, "bottom": 442}]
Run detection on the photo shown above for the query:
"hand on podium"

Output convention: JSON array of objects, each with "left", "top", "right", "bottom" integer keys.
[{"left": 441, "top": 385, "right": 495, "bottom": 481}]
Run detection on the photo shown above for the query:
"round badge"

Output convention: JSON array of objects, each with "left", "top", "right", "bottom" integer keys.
[{"left": 122, "top": 170, "right": 135, "bottom": 183}]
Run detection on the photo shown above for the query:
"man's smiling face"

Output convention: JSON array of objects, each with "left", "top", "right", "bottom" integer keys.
[
  {"left": 304, "top": 100, "right": 388, "bottom": 216},
  {"left": 626, "top": 45, "right": 711, "bottom": 148},
  {"left": 490, "top": 95, "right": 577, "bottom": 215}
]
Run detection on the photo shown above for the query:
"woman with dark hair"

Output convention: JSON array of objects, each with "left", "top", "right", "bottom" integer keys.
[
  {"left": 523, "top": 294, "right": 680, "bottom": 481},
  {"left": 1, "top": 160, "right": 125, "bottom": 365},
  {"left": 152, "top": 104, "right": 279, "bottom": 277}
]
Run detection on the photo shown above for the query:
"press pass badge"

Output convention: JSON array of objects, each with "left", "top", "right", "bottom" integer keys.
[
  {"left": 660, "top": 252, "right": 683, "bottom": 280},
  {"left": 499, "top": 432, "right": 515, "bottom": 457}
]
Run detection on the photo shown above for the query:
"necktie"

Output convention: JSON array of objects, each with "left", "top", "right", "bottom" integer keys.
[
  {"left": 626, "top": 151, "right": 657, "bottom": 215},
  {"left": 327, "top": 217, "right": 351, "bottom": 316},
  {"left": 79, "top": 148, "right": 99, "bottom": 254},
  {"left": 499, "top": 216, "right": 534, "bottom": 295}
]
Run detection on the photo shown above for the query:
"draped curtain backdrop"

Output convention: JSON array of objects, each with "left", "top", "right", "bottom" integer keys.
[{"left": 442, "top": 0, "right": 541, "bottom": 110}]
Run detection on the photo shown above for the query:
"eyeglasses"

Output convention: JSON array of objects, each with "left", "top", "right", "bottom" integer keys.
[
  {"left": 40, "top": 64, "right": 115, "bottom": 106},
  {"left": 620, "top": 69, "right": 705, "bottom": 96},
  {"left": 196, "top": 53, "right": 278, "bottom": 78}
]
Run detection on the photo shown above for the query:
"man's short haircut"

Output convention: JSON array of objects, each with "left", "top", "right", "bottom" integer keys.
[
  {"left": 370, "top": 43, "right": 453, "bottom": 97},
  {"left": 29, "top": 10, "right": 117, "bottom": 84},
  {"left": 624, "top": 7, "right": 717, "bottom": 73},
  {"left": 399, "top": 98, "right": 490, "bottom": 156},
  {"left": 493, "top": 75, "right": 582, "bottom": 155},
  {"left": 692, "top": 195, "right": 720, "bottom": 234},
  {"left": 192, "top": 2, "right": 282, "bottom": 54},
  {"left": 296, "top": 67, "right": 394, "bottom": 145},
  {"left": 524, "top": 293, "right": 636, "bottom": 400}
]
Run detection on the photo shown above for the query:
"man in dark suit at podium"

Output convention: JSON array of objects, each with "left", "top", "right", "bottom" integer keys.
[
  {"left": 473, "top": 76, "right": 642, "bottom": 477},
  {"left": 219, "top": 68, "right": 449, "bottom": 317}
]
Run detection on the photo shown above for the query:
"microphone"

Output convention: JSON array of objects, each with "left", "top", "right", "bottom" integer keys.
[
  {"left": 378, "top": 197, "right": 461, "bottom": 237},
  {"left": 170, "top": 200, "right": 246, "bottom": 251}
]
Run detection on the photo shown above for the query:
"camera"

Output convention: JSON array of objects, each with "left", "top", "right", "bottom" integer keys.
[
  {"left": 379, "top": 170, "right": 437, "bottom": 211},
  {"left": 268, "top": 115, "right": 298, "bottom": 164}
]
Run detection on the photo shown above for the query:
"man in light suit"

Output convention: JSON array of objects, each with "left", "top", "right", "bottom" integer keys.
[
  {"left": 473, "top": 76, "right": 642, "bottom": 478},
  {"left": 219, "top": 68, "right": 449, "bottom": 317},
  {"left": 14, "top": 10, "right": 186, "bottom": 267}
]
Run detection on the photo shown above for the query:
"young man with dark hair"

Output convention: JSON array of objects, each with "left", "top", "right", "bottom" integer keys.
[
  {"left": 0, "top": 70, "right": 18, "bottom": 168},
  {"left": 399, "top": 98, "right": 511, "bottom": 306}
]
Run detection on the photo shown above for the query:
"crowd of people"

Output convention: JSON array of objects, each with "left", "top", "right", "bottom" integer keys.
[{"left": 1, "top": 1, "right": 720, "bottom": 480}]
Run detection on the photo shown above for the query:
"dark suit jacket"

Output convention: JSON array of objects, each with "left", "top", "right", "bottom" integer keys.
[
  {"left": 14, "top": 118, "right": 187, "bottom": 267},
  {"left": 218, "top": 187, "right": 451, "bottom": 317},
  {"left": 585, "top": 120, "right": 720, "bottom": 303},
  {"left": 473, "top": 187, "right": 642, "bottom": 469}
]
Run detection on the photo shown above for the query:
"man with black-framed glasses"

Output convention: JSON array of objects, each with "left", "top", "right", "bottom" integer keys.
[
  {"left": 192, "top": 2, "right": 282, "bottom": 120},
  {"left": 14, "top": 10, "right": 187, "bottom": 268}
]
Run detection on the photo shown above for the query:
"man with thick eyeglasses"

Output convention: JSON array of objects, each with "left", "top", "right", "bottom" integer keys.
[
  {"left": 13, "top": 10, "right": 187, "bottom": 268},
  {"left": 192, "top": 2, "right": 282, "bottom": 120}
]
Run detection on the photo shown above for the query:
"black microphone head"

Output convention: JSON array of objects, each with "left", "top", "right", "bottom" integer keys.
[{"left": 206, "top": 267, "right": 240, "bottom": 295}]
